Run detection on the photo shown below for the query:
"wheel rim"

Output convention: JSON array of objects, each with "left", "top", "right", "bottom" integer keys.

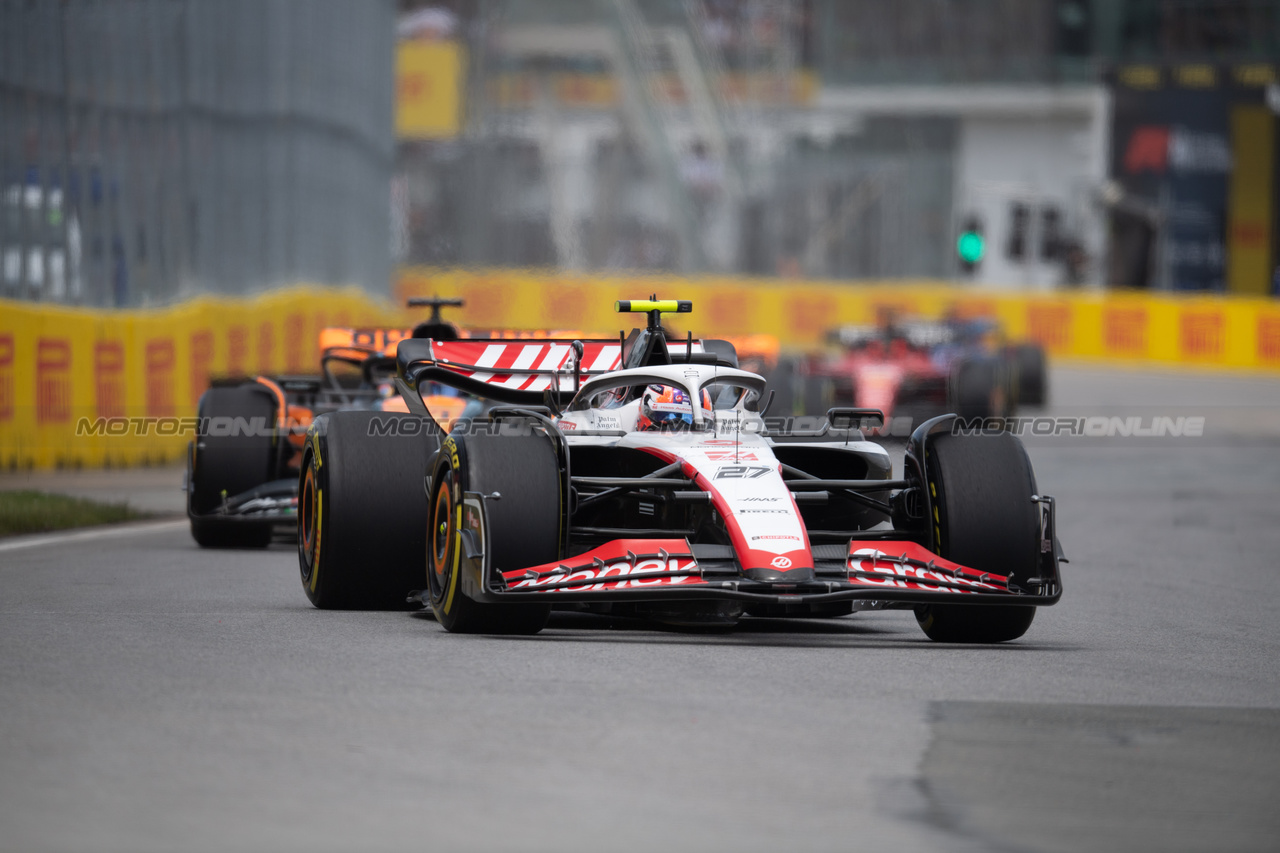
[{"left": 430, "top": 484, "right": 453, "bottom": 586}]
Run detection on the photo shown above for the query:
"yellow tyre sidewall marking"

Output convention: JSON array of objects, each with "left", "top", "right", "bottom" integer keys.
[
  {"left": 310, "top": 486, "right": 323, "bottom": 593},
  {"left": 306, "top": 436, "right": 324, "bottom": 593},
  {"left": 310, "top": 429, "right": 322, "bottom": 468}
]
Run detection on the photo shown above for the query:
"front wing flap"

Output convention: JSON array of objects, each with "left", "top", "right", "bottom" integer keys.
[{"left": 185, "top": 463, "right": 298, "bottom": 524}]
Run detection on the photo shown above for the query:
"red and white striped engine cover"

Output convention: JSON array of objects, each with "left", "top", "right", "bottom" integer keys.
[{"left": 426, "top": 339, "right": 703, "bottom": 393}]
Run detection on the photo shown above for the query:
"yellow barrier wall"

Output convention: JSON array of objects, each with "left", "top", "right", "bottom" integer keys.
[
  {"left": 398, "top": 267, "right": 1280, "bottom": 373},
  {"left": 0, "top": 287, "right": 398, "bottom": 470}
]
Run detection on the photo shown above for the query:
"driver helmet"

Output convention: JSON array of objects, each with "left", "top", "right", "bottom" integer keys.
[{"left": 638, "top": 384, "right": 713, "bottom": 430}]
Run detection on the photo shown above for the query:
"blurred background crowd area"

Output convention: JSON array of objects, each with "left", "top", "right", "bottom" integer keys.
[{"left": 2, "top": 0, "right": 1279, "bottom": 309}]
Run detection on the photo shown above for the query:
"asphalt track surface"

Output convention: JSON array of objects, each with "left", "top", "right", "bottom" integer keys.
[{"left": 3, "top": 366, "right": 1280, "bottom": 853}]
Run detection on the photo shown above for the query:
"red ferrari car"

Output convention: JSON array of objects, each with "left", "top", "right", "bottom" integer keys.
[{"left": 796, "top": 318, "right": 1047, "bottom": 430}]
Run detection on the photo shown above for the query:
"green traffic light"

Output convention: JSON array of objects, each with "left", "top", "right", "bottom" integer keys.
[{"left": 957, "top": 231, "right": 985, "bottom": 264}]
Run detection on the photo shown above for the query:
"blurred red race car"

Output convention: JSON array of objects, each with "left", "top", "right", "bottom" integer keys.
[{"left": 798, "top": 317, "right": 1047, "bottom": 428}]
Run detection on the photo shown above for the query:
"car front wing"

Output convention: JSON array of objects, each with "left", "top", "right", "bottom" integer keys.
[{"left": 451, "top": 492, "right": 1062, "bottom": 609}]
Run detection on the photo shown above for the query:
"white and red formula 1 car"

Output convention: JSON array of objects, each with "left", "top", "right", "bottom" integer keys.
[{"left": 296, "top": 299, "right": 1063, "bottom": 643}]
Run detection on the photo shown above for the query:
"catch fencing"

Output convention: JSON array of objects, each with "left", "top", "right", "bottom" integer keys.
[{"left": 0, "top": 0, "right": 394, "bottom": 307}]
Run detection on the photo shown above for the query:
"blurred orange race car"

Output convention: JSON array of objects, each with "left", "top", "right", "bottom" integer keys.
[{"left": 186, "top": 297, "right": 603, "bottom": 548}]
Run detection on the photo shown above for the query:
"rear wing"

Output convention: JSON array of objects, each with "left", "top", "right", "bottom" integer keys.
[
  {"left": 397, "top": 338, "right": 623, "bottom": 405},
  {"left": 318, "top": 326, "right": 614, "bottom": 361},
  {"left": 396, "top": 337, "right": 713, "bottom": 405},
  {"left": 395, "top": 297, "right": 731, "bottom": 405}
]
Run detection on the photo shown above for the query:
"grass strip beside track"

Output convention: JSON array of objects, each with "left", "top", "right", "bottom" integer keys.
[{"left": 0, "top": 490, "right": 154, "bottom": 538}]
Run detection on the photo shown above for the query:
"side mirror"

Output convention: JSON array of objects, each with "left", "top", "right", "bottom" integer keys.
[
  {"left": 543, "top": 387, "right": 561, "bottom": 417},
  {"left": 826, "top": 407, "right": 884, "bottom": 432},
  {"left": 571, "top": 340, "right": 585, "bottom": 395}
]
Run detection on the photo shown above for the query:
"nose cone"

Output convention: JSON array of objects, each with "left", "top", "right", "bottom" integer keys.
[{"left": 744, "top": 565, "right": 815, "bottom": 583}]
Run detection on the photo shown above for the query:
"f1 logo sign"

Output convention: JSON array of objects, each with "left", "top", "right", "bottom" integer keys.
[
  {"left": 715, "top": 465, "right": 771, "bottom": 479},
  {"left": 770, "top": 556, "right": 792, "bottom": 569}
]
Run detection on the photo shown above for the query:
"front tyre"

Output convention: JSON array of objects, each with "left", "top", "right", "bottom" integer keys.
[
  {"left": 298, "top": 411, "right": 438, "bottom": 609},
  {"left": 427, "top": 427, "right": 558, "bottom": 634},
  {"left": 189, "top": 384, "right": 277, "bottom": 548},
  {"left": 952, "top": 358, "right": 1002, "bottom": 421},
  {"left": 1008, "top": 343, "right": 1048, "bottom": 407},
  {"left": 914, "top": 431, "right": 1039, "bottom": 643}
]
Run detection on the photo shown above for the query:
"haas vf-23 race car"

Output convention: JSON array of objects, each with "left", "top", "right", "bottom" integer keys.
[{"left": 297, "top": 300, "right": 1064, "bottom": 643}]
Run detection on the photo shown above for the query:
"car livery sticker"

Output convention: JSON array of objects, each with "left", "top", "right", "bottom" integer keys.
[
  {"left": 427, "top": 340, "right": 622, "bottom": 393},
  {"left": 845, "top": 541, "right": 1011, "bottom": 593},
  {"left": 503, "top": 539, "right": 706, "bottom": 592}
]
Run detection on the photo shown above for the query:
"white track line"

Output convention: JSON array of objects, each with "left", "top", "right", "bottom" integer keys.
[{"left": 0, "top": 519, "right": 187, "bottom": 553}]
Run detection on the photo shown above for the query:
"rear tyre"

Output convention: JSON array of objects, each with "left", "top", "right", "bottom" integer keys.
[
  {"left": 804, "top": 375, "right": 834, "bottom": 418},
  {"left": 428, "top": 427, "right": 558, "bottom": 634},
  {"left": 763, "top": 357, "right": 798, "bottom": 418},
  {"left": 952, "top": 358, "right": 1001, "bottom": 421},
  {"left": 914, "top": 431, "right": 1039, "bottom": 643},
  {"left": 189, "top": 384, "right": 277, "bottom": 548},
  {"left": 1009, "top": 343, "right": 1047, "bottom": 406},
  {"left": 298, "top": 411, "right": 438, "bottom": 609}
]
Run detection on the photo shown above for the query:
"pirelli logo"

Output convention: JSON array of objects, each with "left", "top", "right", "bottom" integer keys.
[
  {"left": 145, "top": 339, "right": 176, "bottom": 417},
  {"left": 1258, "top": 316, "right": 1280, "bottom": 364},
  {"left": 284, "top": 313, "right": 306, "bottom": 373},
  {"left": 546, "top": 282, "right": 594, "bottom": 327},
  {"left": 0, "top": 334, "right": 13, "bottom": 422},
  {"left": 1103, "top": 307, "right": 1147, "bottom": 357},
  {"left": 227, "top": 325, "right": 249, "bottom": 375},
  {"left": 189, "top": 331, "right": 214, "bottom": 407},
  {"left": 95, "top": 341, "right": 126, "bottom": 419},
  {"left": 1180, "top": 312, "right": 1224, "bottom": 360},
  {"left": 257, "top": 322, "right": 274, "bottom": 373},
  {"left": 36, "top": 338, "right": 72, "bottom": 424},
  {"left": 701, "top": 290, "right": 749, "bottom": 332},
  {"left": 788, "top": 293, "right": 838, "bottom": 339},
  {"left": 1026, "top": 303, "right": 1072, "bottom": 350}
]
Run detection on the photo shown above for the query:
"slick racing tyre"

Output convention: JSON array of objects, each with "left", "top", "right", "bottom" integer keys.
[
  {"left": 763, "top": 357, "right": 800, "bottom": 418},
  {"left": 298, "top": 411, "right": 438, "bottom": 609},
  {"left": 427, "top": 426, "right": 559, "bottom": 634},
  {"left": 189, "top": 384, "right": 277, "bottom": 548},
  {"left": 1008, "top": 343, "right": 1047, "bottom": 407},
  {"left": 952, "top": 358, "right": 1004, "bottom": 421},
  {"left": 915, "top": 431, "right": 1039, "bottom": 643},
  {"left": 804, "top": 375, "right": 835, "bottom": 419}
]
